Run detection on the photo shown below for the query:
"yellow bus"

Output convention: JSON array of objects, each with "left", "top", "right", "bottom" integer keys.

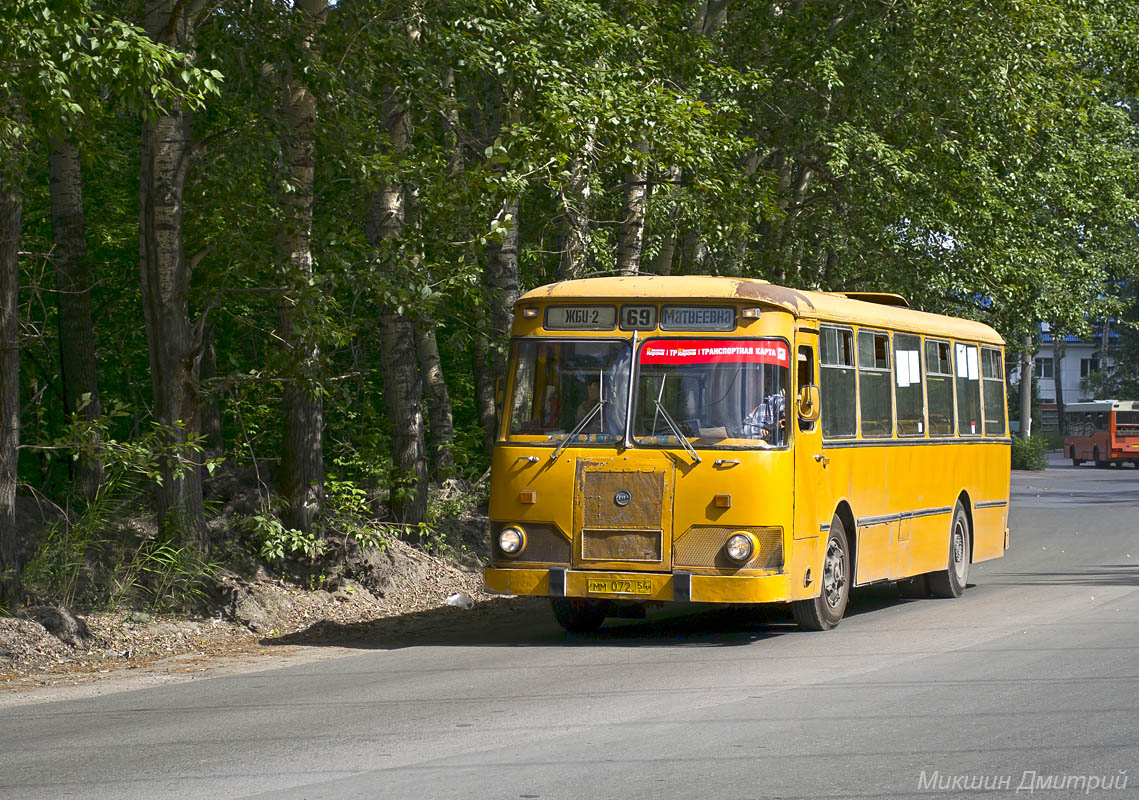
[{"left": 484, "top": 276, "right": 1010, "bottom": 632}]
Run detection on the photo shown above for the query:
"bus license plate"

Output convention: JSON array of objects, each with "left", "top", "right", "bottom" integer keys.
[{"left": 587, "top": 578, "right": 653, "bottom": 596}]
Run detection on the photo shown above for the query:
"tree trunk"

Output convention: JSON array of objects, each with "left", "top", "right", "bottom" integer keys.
[
  {"left": 648, "top": 165, "right": 682, "bottom": 275},
  {"left": 485, "top": 196, "right": 519, "bottom": 379},
  {"left": 472, "top": 330, "right": 498, "bottom": 456},
  {"left": 0, "top": 163, "right": 21, "bottom": 594},
  {"left": 557, "top": 121, "right": 597, "bottom": 280},
  {"left": 1052, "top": 338, "right": 1065, "bottom": 434},
  {"left": 1099, "top": 318, "right": 1110, "bottom": 398},
  {"left": 367, "top": 84, "right": 428, "bottom": 526},
  {"left": 1019, "top": 334, "right": 1033, "bottom": 438},
  {"left": 140, "top": 0, "right": 208, "bottom": 550},
  {"left": 139, "top": 111, "right": 208, "bottom": 549},
  {"left": 276, "top": 0, "right": 327, "bottom": 533},
  {"left": 195, "top": 322, "right": 223, "bottom": 460},
  {"left": 49, "top": 139, "right": 104, "bottom": 499},
  {"left": 379, "top": 311, "right": 428, "bottom": 524},
  {"left": 615, "top": 141, "right": 648, "bottom": 276},
  {"left": 414, "top": 315, "right": 454, "bottom": 477}
]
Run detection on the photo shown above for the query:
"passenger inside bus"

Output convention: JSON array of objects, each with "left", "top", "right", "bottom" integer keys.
[{"left": 743, "top": 391, "right": 787, "bottom": 445}]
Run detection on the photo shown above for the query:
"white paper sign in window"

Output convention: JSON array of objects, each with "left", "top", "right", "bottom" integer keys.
[{"left": 897, "top": 352, "right": 911, "bottom": 387}]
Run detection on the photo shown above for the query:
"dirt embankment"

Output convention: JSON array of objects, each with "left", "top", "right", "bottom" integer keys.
[{"left": 0, "top": 536, "right": 499, "bottom": 696}]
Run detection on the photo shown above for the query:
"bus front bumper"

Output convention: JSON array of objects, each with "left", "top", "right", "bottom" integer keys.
[{"left": 484, "top": 567, "right": 792, "bottom": 604}]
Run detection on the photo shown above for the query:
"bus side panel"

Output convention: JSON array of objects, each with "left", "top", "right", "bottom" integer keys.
[
  {"left": 907, "top": 443, "right": 962, "bottom": 577},
  {"left": 886, "top": 443, "right": 926, "bottom": 579},
  {"left": 825, "top": 445, "right": 890, "bottom": 585},
  {"left": 971, "top": 443, "right": 1010, "bottom": 562}
]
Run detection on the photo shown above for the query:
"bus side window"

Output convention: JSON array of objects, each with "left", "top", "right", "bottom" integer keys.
[
  {"left": 857, "top": 330, "right": 892, "bottom": 438},
  {"left": 798, "top": 345, "right": 815, "bottom": 432},
  {"left": 981, "top": 346, "right": 1006, "bottom": 436},
  {"left": 894, "top": 333, "right": 924, "bottom": 436},
  {"left": 925, "top": 339, "right": 955, "bottom": 436},
  {"left": 820, "top": 326, "right": 856, "bottom": 438},
  {"left": 954, "top": 342, "right": 981, "bottom": 436}
]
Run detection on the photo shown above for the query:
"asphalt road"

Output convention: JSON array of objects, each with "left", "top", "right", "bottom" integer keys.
[{"left": 3, "top": 454, "right": 1138, "bottom": 800}]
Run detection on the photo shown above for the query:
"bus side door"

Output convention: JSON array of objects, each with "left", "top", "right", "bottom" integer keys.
[{"left": 793, "top": 331, "right": 824, "bottom": 592}]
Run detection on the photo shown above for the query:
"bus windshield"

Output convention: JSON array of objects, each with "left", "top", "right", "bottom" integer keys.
[
  {"left": 508, "top": 339, "right": 630, "bottom": 443},
  {"left": 633, "top": 338, "right": 790, "bottom": 448}
]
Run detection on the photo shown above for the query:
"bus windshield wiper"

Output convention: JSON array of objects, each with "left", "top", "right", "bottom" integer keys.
[
  {"left": 549, "top": 401, "right": 603, "bottom": 462},
  {"left": 652, "top": 399, "right": 701, "bottom": 464}
]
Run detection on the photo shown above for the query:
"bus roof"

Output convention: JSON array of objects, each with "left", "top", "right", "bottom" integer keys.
[
  {"left": 1063, "top": 400, "right": 1139, "bottom": 413},
  {"left": 518, "top": 276, "right": 1004, "bottom": 344}
]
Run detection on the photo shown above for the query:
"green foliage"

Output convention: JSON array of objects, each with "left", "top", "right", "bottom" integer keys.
[
  {"left": 1011, "top": 435, "right": 1049, "bottom": 471},
  {"left": 20, "top": 411, "right": 225, "bottom": 610},
  {"left": 239, "top": 512, "right": 324, "bottom": 563},
  {"left": 112, "top": 539, "right": 220, "bottom": 612},
  {"left": 21, "top": 517, "right": 98, "bottom": 607}
]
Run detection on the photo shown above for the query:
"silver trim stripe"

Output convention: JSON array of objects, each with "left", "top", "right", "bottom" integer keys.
[
  {"left": 857, "top": 506, "right": 953, "bottom": 528},
  {"left": 823, "top": 437, "right": 1012, "bottom": 449},
  {"left": 817, "top": 500, "right": 1006, "bottom": 533}
]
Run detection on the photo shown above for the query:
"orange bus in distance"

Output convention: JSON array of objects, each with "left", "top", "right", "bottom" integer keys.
[{"left": 1064, "top": 400, "right": 1139, "bottom": 467}]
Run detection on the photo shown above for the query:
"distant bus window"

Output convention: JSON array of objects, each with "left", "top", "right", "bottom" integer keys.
[
  {"left": 982, "top": 347, "right": 1006, "bottom": 436},
  {"left": 925, "top": 339, "right": 954, "bottom": 436},
  {"left": 858, "top": 330, "right": 892, "bottom": 437},
  {"left": 894, "top": 333, "right": 924, "bottom": 436},
  {"left": 820, "top": 326, "right": 856, "bottom": 438},
  {"left": 955, "top": 342, "right": 981, "bottom": 436}
]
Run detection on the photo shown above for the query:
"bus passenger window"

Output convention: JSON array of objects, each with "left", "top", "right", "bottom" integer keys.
[
  {"left": 925, "top": 339, "right": 955, "bottom": 436},
  {"left": 857, "top": 330, "right": 892, "bottom": 437},
  {"left": 894, "top": 333, "right": 924, "bottom": 435},
  {"left": 955, "top": 342, "right": 981, "bottom": 436},
  {"left": 820, "top": 326, "right": 855, "bottom": 438},
  {"left": 981, "top": 347, "right": 1006, "bottom": 436}
]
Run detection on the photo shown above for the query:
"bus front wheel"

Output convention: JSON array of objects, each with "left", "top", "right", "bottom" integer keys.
[
  {"left": 550, "top": 597, "right": 607, "bottom": 634},
  {"left": 793, "top": 516, "right": 850, "bottom": 631},
  {"left": 929, "top": 503, "right": 971, "bottom": 598}
]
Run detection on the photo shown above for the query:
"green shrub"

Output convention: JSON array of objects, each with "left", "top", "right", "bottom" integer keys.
[{"left": 1011, "top": 435, "right": 1048, "bottom": 470}]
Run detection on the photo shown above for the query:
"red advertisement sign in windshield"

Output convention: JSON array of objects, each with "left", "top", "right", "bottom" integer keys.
[{"left": 640, "top": 339, "right": 789, "bottom": 366}]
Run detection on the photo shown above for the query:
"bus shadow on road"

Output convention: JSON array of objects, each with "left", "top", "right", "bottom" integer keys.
[
  {"left": 260, "top": 586, "right": 914, "bottom": 651},
  {"left": 980, "top": 564, "right": 1139, "bottom": 586}
]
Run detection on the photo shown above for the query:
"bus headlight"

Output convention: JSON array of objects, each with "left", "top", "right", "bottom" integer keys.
[
  {"left": 498, "top": 526, "right": 526, "bottom": 556},
  {"left": 725, "top": 532, "right": 756, "bottom": 563}
]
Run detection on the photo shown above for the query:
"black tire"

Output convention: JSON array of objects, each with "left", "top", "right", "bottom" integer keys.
[
  {"left": 1071, "top": 459, "right": 1083, "bottom": 467},
  {"left": 792, "top": 515, "right": 850, "bottom": 631},
  {"left": 929, "top": 503, "right": 971, "bottom": 598},
  {"left": 897, "top": 573, "right": 929, "bottom": 598},
  {"left": 550, "top": 597, "right": 607, "bottom": 633}
]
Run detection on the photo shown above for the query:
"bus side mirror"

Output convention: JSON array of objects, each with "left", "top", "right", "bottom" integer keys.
[
  {"left": 495, "top": 377, "right": 505, "bottom": 412},
  {"left": 798, "top": 385, "right": 821, "bottom": 423}
]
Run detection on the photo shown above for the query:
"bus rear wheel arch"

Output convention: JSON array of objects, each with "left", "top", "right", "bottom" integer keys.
[
  {"left": 792, "top": 514, "right": 850, "bottom": 631},
  {"left": 929, "top": 502, "right": 971, "bottom": 598}
]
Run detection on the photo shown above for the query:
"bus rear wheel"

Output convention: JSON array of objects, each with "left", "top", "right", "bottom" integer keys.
[
  {"left": 793, "top": 516, "right": 850, "bottom": 631},
  {"left": 929, "top": 503, "right": 971, "bottom": 598},
  {"left": 550, "top": 597, "right": 607, "bottom": 634}
]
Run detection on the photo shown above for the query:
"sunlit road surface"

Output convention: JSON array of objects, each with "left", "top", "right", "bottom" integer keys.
[{"left": 2, "top": 453, "right": 1138, "bottom": 800}]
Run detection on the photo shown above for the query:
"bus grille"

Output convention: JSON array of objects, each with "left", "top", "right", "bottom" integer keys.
[
  {"left": 579, "top": 469, "right": 664, "bottom": 530},
  {"left": 580, "top": 529, "right": 663, "bottom": 562},
  {"left": 674, "top": 526, "right": 784, "bottom": 571}
]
